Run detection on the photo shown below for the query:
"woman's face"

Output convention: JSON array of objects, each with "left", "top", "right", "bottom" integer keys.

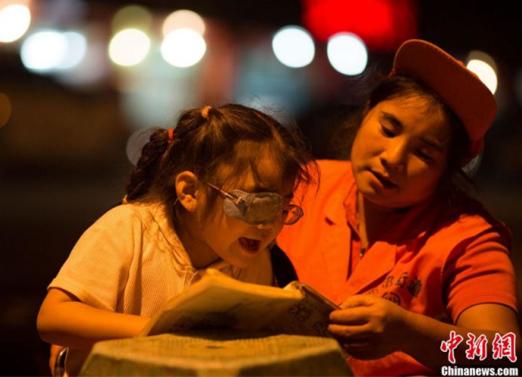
[{"left": 350, "top": 95, "right": 452, "bottom": 209}]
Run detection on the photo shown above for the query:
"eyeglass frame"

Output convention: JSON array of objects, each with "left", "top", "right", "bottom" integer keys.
[{"left": 206, "top": 182, "right": 303, "bottom": 225}]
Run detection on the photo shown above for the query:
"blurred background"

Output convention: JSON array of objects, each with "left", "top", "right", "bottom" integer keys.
[{"left": 0, "top": 0, "right": 521, "bottom": 375}]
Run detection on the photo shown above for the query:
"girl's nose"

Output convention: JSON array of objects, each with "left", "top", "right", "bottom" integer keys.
[{"left": 255, "top": 219, "right": 278, "bottom": 231}]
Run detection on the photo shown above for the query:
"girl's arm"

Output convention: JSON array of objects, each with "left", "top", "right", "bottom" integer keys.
[
  {"left": 328, "top": 295, "right": 520, "bottom": 368},
  {"left": 37, "top": 288, "right": 150, "bottom": 349}
]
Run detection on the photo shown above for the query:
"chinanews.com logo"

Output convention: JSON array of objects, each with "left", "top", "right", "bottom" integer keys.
[
  {"left": 441, "top": 366, "right": 519, "bottom": 376},
  {"left": 440, "top": 331, "right": 519, "bottom": 376}
]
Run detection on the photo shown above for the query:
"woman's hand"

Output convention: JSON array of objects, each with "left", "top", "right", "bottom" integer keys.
[
  {"left": 330, "top": 296, "right": 521, "bottom": 367},
  {"left": 328, "top": 294, "right": 412, "bottom": 359}
]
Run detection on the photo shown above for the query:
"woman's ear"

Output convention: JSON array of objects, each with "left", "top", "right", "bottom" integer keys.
[{"left": 175, "top": 171, "right": 202, "bottom": 213}]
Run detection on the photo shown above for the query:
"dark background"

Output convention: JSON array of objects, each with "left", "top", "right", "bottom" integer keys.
[{"left": 1, "top": 1, "right": 521, "bottom": 375}]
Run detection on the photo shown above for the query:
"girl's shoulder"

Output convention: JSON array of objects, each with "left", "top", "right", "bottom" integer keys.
[{"left": 93, "top": 200, "right": 164, "bottom": 231}]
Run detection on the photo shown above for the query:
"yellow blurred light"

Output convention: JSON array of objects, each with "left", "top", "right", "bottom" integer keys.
[
  {"left": 161, "top": 28, "right": 206, "bottom": 68},
  {"left": 108, "top": 28, "right": 150, "bottom": 67},
  {"left": 0, "top": 3, "right": 31, "bottom": 43},
  {"left": 162, "top": 9, "right": 205, "bottom": 36},
  {"left": 0, "top": 92, "right": 12, "bottom": 128},
  {"left": 112, "top": 5, "right": 152, "bottom": 33}
]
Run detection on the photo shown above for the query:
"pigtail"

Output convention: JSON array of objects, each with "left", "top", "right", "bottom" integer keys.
[{"left": 126, "top": 129, "right": 170, "bottom": 201}]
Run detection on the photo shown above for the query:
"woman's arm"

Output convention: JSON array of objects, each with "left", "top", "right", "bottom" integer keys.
[
  {"left": 402, "top": 302, "right": 520, "bottom": 367},
  {"left": 37, "top": 288, "right": 150, "bottom": 349},
  {"left": 329, "top": 295, "right": 520, "bottom": 368}
]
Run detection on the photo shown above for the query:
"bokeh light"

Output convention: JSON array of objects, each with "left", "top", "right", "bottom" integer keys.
[
  {"left": 0, "top": 3, "right": 31, "bottom": 43},
  {"left": 56, "top": 31, "right": 87, "bottom": 70},
  {"left": 161, "top": 28, "right": 206, "bottom": 68},
  {"left": 272, "top": 26, "right": 315, "bottom": 68},
  {"left": 53, "top": 25, "right": 110, "bottom": 89},
  {"left": 326, "top": 32, "right": 368, "bottom": 75},
  {"left": 466, "top": 51, "right": 498, "bottom": 95},
  {"left": 162, "top": 9, "right": 205, "bottom": 36},
  {"left": 21, "top": 29, "right": 89, "bottom": 73},
  {"left": 108, "top": 28, "right": 150, "bottom": 67},
  {"left": 20, "top": 30, "right": 68, "bottom": 73}
]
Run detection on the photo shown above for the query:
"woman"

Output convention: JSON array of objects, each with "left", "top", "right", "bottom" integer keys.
[{"left": 277, "top": 39, "right": 520, "bottom": 375}]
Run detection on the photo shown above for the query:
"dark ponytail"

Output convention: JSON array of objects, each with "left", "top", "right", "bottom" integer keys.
[{"left": 125, "top": 129, "right": 170, "bottom": 201}]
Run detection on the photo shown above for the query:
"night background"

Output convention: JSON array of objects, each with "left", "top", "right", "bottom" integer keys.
[{"left": 1, "top": 1, "right": 521, "bottom": 375}]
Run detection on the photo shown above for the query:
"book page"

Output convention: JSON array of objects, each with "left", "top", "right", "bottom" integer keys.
[
  {"left": 267, "top": 281, "right": 339, "bottom": 337},
  {"left": 142, "top": 270, "right": 303, "bottom": 336}
]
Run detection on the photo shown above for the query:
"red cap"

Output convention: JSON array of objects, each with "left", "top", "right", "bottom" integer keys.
[{"left": 390, "top": 39, "right": 497, "bottom": 160}]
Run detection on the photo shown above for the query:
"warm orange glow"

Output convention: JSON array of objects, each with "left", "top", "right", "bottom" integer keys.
[{"left": 0, "top": 92, "right": 12, "bottom": 127}]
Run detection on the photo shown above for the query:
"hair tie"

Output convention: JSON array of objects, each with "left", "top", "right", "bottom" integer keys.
[
  {"left": 167, "top": 128, "right": 175, "bottom": 143},
  {"left": 201, "top": 105, "right": 212, "bottom": 119}
]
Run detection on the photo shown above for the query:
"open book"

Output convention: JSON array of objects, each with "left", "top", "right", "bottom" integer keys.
[{"left": 141, "top": 269, "right": 339, "bottom": 337}]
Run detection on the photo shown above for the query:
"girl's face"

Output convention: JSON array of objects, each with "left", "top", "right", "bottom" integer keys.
[
  {"left": 195, "top": 151, "right": 294, "bottom": 269},
  {"left": 350, "top": 95, "right": 452, "bottom": 209}
]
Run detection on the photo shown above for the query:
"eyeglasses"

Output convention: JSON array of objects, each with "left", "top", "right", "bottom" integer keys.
[{"left": 207, "top": 183, "right": 303, "bottom": 225}]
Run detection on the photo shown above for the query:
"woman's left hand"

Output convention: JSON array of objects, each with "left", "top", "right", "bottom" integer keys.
[{"left": 328, "top": 294, "right": 412, "bottom": 359}]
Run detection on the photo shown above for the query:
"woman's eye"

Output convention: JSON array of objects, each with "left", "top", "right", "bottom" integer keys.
[
  {"left": 380, "top": 124, "right": 396, "bottom": 137},
  {"left": 416, "top": 149, "right": 434, "bottom": 163}
]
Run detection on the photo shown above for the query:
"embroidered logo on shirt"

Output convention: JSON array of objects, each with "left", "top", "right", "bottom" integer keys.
[{"left": 365, "top": 272, "right": 423, "bottom": 307}]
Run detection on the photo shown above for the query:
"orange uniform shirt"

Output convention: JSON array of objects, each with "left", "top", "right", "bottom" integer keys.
[{"left": 277, "top": 160, "right": 517, "bottom": 376}]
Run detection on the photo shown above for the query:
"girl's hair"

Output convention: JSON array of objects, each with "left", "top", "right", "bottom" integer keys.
[
  {"left": 125, "top": 104, "right": 313, "bottom": 217},
  {"left": 333, "top": 75, "right": 473, "bottom": 200}
]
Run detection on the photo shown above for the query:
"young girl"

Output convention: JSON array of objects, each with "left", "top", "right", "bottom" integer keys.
[
  {"left": 277, "top": 39, "right": 520, "bottom": 375},
  {"left": 37, "top": 104, "right": 312, "bottom": 375}
]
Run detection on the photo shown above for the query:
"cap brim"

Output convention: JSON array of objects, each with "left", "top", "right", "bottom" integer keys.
[{"left": 391, "top": 39, "right": 496, "bottom": 158}]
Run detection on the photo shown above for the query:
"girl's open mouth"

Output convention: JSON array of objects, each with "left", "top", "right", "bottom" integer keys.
[{"left": 238, "top": 237, "right": 261, "bottom": 253}]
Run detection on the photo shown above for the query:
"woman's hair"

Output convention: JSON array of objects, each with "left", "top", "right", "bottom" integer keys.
[
  {"left": 125, "top": 104, "right": 313, "bottom": 218},
  {"left": 333, "top": 74, "right": 473, "bottom": 200}
]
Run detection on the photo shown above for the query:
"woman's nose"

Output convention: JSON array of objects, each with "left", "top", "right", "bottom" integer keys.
[{"left": 381, "top": 142, "right": 407, "bottom": 170}]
